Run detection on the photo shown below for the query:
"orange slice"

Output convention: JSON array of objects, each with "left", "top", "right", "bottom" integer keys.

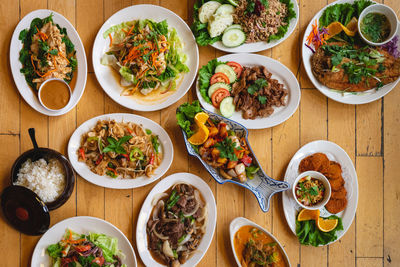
[
  {"left": 326, "top": 17, "right": 358, "bottom": 40},
  {"left": 297, "top": 209, "right": 320, "bottom": 221},
  {"left": 188, "top": 112, "right": 210, "bottom": 145},
  {"left": 316, "top": 217, "right": 338, "bottom": 232},
  {"left": 188, "top": 124, "right": 209, "bottom": 145},
  {"left": 194, "top": 112, "right": 209, "bottom": 125}
]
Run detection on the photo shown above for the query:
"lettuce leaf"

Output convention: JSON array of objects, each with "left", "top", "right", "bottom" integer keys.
[
  {"left": 296, "top": 215, "right": 343, "bottom": 246},
  {"left": 103, "top": 21, "right": 135, "bottom": 38},
  {"left": 198, "top": 59, "right": 226, "bottom": 104},
  {"left": 319, "top": 0, "right": 373, "bottom": 27},
  {"left": 119, "top": 66, "right": 137, "bottom": 84},
  {"left": 89, "top": 232, "right": 121, "bottom": 263},
  {"left": 176, "top": 101, "right": 202, "bottom": 137}
]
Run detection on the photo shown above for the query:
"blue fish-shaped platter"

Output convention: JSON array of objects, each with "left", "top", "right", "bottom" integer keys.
[{"left": 178, "top": 108, "right": 289, "bottom": 212}]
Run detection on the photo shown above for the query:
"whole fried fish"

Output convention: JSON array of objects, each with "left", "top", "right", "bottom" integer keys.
[{"left": 311, "top": 42, "right": 400, "bottom": 92}]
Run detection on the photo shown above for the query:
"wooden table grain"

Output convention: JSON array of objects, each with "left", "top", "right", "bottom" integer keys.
[{"left": 0, "top": 0, "right": 399, "bottom": 266}]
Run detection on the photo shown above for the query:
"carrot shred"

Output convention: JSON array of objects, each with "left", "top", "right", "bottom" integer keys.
[{"left": 109, "top": 33, "right": 113, "bottom": 47}]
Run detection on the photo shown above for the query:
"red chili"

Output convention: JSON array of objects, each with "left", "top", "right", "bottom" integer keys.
[
  {"left": 121, "top": 154, "right": 129, "bottom": 160},
  {"left": 241, "top": 155, "right": 253, "bottom": 167},
  {"left": 106, "top": 167, "right": 118, "bottom": 176},
  {"left": 75, "top": 245, "right": 91, "bottom": 252},
  {"left": 149, "top": 153, "right": 155, "bottom": 165},
  {"left": 79, "top": 148, "right": 86, "bottom": 160},
  {"left": 95, "top": 154, "right": 103, "bottom": 165}
]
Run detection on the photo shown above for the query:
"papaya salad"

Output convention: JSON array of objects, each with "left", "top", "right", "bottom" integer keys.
[
  {"left": 101, "top": 19, "right": 189, "bottom": 96},
  {"left": 46, "top": 229, "right": 127, "bottom": 267},
  {"left": 176, "top": 101, "right": 259, "bottom": 182}
]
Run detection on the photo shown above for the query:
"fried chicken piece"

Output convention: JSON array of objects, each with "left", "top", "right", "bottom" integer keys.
[
  {"left": 325, "top": 197, "right": 348, "bottom": 214},
  {"left": 299, "top": 153, "right": 330, "bottom": 173},
  {"left": 322, "top": 161, "right": 342, "bottom": 180}
]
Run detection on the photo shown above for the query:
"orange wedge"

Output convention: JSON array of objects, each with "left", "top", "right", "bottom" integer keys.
[
  {"left": 194, "top": 112, "right": 209, "bottom": 124},
  {"left": 297, "top": 209, "right": 320, "bottom": 221},
  {"left": 188, "top": 124, "right": 209, "bottom": 145},
  {"left": 316, "top": 217, "right": 338, "bottom": 232}
]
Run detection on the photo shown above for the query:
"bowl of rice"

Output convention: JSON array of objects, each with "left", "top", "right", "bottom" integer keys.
[{"left": 10, "top": 147, "right": 75, "bottom": 210}]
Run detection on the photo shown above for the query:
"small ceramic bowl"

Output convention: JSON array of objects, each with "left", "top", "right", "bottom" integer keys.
[
  {"left": 292, "top": 171, "right": 331, "bottom": 210},
  {"left": 358, "top": 4, "right": 398, "bottom": 46},
  {"left": 230, "top": 217, "right": 291, "bottom": 267},
  {"left": 38, "top": 78, "right": 72, "bottom": 112},
  {"left": 10, "top": 147, "right": 75, "bottom": 211}
]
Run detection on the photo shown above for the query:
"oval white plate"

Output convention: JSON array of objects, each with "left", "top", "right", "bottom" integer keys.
[
  {"left": 136, "top": 172, "right": 217, "bottom": 267},
  {"left": 302, "top": 0, "right": 400, "bottom": 104},
  {"left": 10, "top": 9, "right": 87, "bottom": 116},
  {"left": 230, "top": 217, "right": 291, "bottom": 267},
  {"left": 196, "top": 53, "right": 300, "bottom": 129},
  {"left": 210, "top": 0, "right": 299, "bottom": 53},
  {"left": 31, "top": 216, "right": 137, "bottom": 266},
  {"left": 92, "top": 4, "right": 199, "bottom": 111},
  {"left": 68, "top": 113, "right": 173, "bottom": 189},
  {"left": 282, "top": 140, "right": 358, "bottom": 245}
]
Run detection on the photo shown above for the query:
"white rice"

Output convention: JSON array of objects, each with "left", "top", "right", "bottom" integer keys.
[{"left": 15, "top": 158, "right": 66, "bottom": 203}]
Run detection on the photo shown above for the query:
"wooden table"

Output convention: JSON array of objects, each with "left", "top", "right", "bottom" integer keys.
[{"left": 0, "top": 0, "right": 399, "bottom": 266}]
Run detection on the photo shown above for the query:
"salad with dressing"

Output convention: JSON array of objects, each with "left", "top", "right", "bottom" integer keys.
[
  {"left": 101, "top": 19, "right": 189, "bottom": 96},
  {"left": 46, "top": 228, "right": 127, "bottom": 267}
]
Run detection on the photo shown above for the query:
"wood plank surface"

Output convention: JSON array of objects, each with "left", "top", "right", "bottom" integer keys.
[{"left": 0, "top": 0, "right": 399, "bottom": 266}]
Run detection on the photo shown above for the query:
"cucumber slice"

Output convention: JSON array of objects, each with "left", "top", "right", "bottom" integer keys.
[
  {"left": 222, "top": 28, "right": 246, "bottom": 48},
  {"left": 198, "top": 1, "right": 221, "bottom": 24},
  {"left": 224, "top": 24, "right": 242, "bottom": 33},
  {"left": 227, "top": 0, "right": 239, "bottom": 7},
  {"left": 215, "top": 4, "right": 235, "bottom": 16},
  {"left": 208, "top": 82, "right": 232, "bottom": 97},
  {"left": 215, "top": 64, "right": 237, "bottom": 83},
  {"left": 219, "top": 97, "right": 235, "bottom": 118}
]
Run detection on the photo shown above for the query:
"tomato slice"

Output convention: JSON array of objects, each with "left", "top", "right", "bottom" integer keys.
[
  {"left": 210, "top": 72, "right": 230, "bottom": 85},
  {"left": 227, "top": 61, "right": 243, "bottom": 78},
  {"left": 211, "top": 88, "right": 230, "bottom": 108}
]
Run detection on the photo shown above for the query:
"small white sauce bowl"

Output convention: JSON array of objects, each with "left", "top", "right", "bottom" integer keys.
[
  {"left": 358, "top": 4, "right": 398, "bottom": 46},
  {"left": 292, "top": 170, "right": 331, "bottom": 210},
  {"left": 38, "top": 78, "right": 72, "bottom": 112}
]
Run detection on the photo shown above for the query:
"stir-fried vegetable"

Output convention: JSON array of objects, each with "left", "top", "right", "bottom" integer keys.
[{"left": 101, "top": 19, "right": 189, "bottom": 96}]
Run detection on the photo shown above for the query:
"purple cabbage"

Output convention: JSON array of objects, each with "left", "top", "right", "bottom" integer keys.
[{"left": 381, "top": 36, "right": 400, "bottom": 58}]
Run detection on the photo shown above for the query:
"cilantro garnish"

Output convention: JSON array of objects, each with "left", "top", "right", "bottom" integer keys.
[
  {"left": 215, "top": 138, "right": 242, "bottom": 161},
  {"left": 247, "top": 79, "right": 268, "bottom": 95}
]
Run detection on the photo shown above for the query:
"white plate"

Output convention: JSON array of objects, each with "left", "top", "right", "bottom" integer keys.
[
  {"left": 136, "top": 172, "right": 217, "bottom": 267},
  {"left": 92, "top": 5, "right": 199, "bottom": 111},
  {"left": 282, "top": 140, "right": 358, "bottom": 245},
  {"left": 10, "top": 9, "right": 87, "bottom": 116},
  {"left": 68, "top": 113, "right": 173, "bottom": 189},
  {"left": 31, "top": 216, "right": 137, "bottom": 266},
  {"left": 196, "top": 53, "right": 300, "bottom": 129},
  {"left": 210, "top": 0, "right": 299, "bottom": 53},
  {"left": 230, "top": 217, "right": 291, "bottom": 267},
  {"left": 301, "top": 0, "right": 400, "bottom": 104}
]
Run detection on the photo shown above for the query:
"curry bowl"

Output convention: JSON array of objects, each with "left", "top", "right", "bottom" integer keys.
[
  {"left": 177, "top": 107, "right": 289, "bottom": 212},
  {"left": 10, "top": 147, "right": 75, "bottom": 211},
  {"left": 230, "top": 217, "right": 291, "bottom": 267}
]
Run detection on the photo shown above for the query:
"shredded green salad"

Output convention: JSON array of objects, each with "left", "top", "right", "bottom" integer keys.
[
  {"left": 101, "top": 19, "right": 189, "bottom": 96},
  {"left": 46, "top": 228, "right": 127, "bottom": 267}
]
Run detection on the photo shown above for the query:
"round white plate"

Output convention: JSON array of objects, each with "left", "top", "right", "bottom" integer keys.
[
  {"left": 10, "top": 9, "right": 87, "bottom": 116},
  {"left": 31, "top": 216, "right": 137, "bottom": 266},
  {"left": 282, "top": 140, "right": 358, "bottom": 245},
  {"left": 210, "top": 0, "right": 299, "bottom": 53},
  {"left": 136, "top": 172, "right": 217, "bottom": 267},
  {"left": 230, "top": 217, "right": 291, "bottom": 267},
  {"left": 301, "top": 0, "right": 400, "bottom": 104},
  {"left": 68, "top": 113, "right": 173, "bottom": 189},
  {"left": 196, "top": 53, "right": 300, "bottom": 129},
  {"left": 92, "top": 4, "right": 199, "bottom": 111}
]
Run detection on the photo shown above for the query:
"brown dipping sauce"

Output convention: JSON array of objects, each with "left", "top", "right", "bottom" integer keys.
[{"left": 40, "top": 79, "right": 71, "bottom": 110}]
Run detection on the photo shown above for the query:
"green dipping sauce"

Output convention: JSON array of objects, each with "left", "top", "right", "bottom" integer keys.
[{"left": 360, "top": 12, "right": 391, "bottom": 43}]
